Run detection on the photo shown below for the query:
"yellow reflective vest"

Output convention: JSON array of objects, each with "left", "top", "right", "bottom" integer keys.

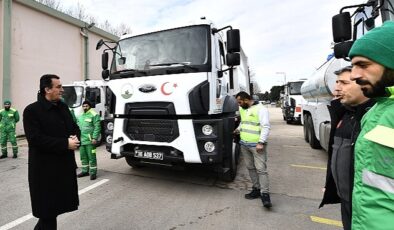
[{"left": 239, "top": 104, "right": 263, "bottom": 143}]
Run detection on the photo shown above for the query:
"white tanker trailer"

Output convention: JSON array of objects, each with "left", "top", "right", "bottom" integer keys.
[{"left": 301, "top": 58, "right": 349, "bottom": 151}]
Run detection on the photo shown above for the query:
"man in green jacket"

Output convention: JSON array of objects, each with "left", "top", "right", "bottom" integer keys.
[
  {"left": 349, "top": 21, "right": 394, "bottom": 229},
  {"left": 77, "top": 100, "right": 101, "bottom": 180},
  {"left": 0, "top": 100, "right": 19, "bottom": 158}
]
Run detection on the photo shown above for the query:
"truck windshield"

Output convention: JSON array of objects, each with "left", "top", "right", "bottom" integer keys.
[
  {"left": 114, "top": 25, "right": 209, "bottom": 73},
  {"left": 62, "top": 86, "right": 84, "bottom": 108},
  {"left": 288, "top": 82, "right": 303, "bottom": 95}
]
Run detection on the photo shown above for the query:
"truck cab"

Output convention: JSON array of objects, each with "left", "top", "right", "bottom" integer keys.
[
  {"left": 281, "top": 80, "right": 305, "bottom": 124},
  {"left": 97, "top": 19, "right": 250, "bottom": 181},
  {"left": 62, "top": 80, "right": 107, "bottom": 145}
]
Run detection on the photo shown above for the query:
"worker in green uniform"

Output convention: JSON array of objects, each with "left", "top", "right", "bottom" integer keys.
[
  {"left": 77, "top": 100, "right": 101, "bottom": 180},
  {"left": 0, "top": 100, "right": 19, "bottom": 158},
  {"left": 349, "top": 21, "right": 394, "bottom": 229}
]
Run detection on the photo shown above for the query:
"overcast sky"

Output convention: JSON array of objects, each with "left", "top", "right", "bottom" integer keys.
[{"left": 61, "top": 0, "right": 362, "bottom": 92}]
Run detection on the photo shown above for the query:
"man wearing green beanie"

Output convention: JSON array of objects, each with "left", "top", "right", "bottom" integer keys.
[
  {"left": 349, "top": 21, "right": 394, "bottom": 230},
  {"left": 0, "top": 100, "right": 20, "bottom": 158}
]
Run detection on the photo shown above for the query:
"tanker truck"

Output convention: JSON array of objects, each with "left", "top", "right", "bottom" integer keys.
[
  {"left": 96, "top": 19, "right": 250, "bottom": 181},
  {"left": 301, "top": 58, "right": 349, "bottom": 150},
  {"left": 302, "top": 0, "right": 394, "bottom": 151}
]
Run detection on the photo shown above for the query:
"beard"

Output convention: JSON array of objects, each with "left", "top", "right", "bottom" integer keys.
[
  {"left": 241, "top": 105, "right": 250, "bottom": 110},
  {"left": 357, "top": 68, "right": 394, "bottom": 98}
]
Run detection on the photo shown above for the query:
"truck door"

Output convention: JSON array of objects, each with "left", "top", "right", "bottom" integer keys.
[{"left": 85, "top": 87, "right": 104, "bottom": 118}]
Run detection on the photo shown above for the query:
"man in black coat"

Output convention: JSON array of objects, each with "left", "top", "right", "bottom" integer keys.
[
  {"left": 23, "top": 74, "right": 81, "bottom": 230},
  {"left": 319, "top": 67, "right": 375, "bottom": 230}
]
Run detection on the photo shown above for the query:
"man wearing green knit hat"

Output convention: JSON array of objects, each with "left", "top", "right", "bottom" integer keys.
[
  {"left": 0, "top": 100, "right": 19, "bottom": 158},
  {"left": 349, "top": 21, "right": 394, "bottom": 229}
]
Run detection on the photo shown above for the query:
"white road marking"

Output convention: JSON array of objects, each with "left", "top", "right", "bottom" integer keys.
[{"left": 0, "top": 179, "right": 109, "bottom": 230}]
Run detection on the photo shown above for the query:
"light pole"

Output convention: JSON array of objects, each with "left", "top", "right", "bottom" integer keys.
[{"left": 276, "top": 72, "right": 286, "bottom": 85}]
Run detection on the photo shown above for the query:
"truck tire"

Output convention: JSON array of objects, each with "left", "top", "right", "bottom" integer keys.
[
  {"left": 303, "top": 114, "right": 310, "bottom": 143},
  {"left": 125, "top": 156, "right": 144, "bottom": 168},
  {"left": 220, "top": 142, "right": 240, "bottom": 182},
  {"left": 307, "top": 116, "right": 322, "bottom": 149}
]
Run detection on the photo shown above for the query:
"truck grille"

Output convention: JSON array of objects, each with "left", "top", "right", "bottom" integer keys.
[{"left": 125, "top": 119, "right": 179, "bottom": 143}]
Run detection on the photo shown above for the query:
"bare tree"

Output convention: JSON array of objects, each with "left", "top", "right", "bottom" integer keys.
[
  {"left": 115, "top": 23, "right": 132, "bottom": 36},
  {"left": 75, "top": 2, "right": 87, "bottom": 21},
  {"left": 35, "top": 0, "right": 61, "bottom": 10},
  {"left": 34, "top": 0, "right": 132, "bottom": 37}
]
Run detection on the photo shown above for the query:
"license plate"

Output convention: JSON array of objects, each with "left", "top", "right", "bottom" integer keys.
[{"left": 134, "top": 150, "right": 164, "bottom": 160}]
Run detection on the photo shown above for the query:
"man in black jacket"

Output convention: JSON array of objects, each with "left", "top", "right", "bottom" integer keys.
[
  {"left": 23, "top": 74, "right": 81, "bottom": 230},
  {"left": 319, "top": 66, "right": 375, "bottom": 230}
]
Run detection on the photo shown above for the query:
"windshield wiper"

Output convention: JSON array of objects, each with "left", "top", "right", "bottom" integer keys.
[
  {"left": 149, "top": 62, "right": 199, "bottom": 71},
  {"left": 113, "top": 69, "right": 147, "bottom": 75}
]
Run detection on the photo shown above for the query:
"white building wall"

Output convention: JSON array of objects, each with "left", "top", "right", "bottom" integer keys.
[
  {"left": 3, "top": 1, "right": 117, "bottom": 135},
  {"left": 0, "top": 0, "right": 5, "bottom": 104}
]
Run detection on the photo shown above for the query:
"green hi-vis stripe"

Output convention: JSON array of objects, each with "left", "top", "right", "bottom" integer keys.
[
  {"left": 240, "top": 128, "right": 260, "bottom": 134},
  {"left": 241, "top": 121, "right": 260, "bottom": 126}
]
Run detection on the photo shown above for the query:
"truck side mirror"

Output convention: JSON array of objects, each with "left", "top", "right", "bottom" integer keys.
[
  {"left": 96, "top": 39, "right": 104, "bottom": 50},
  {"left": 332, "top": 12, "right": 352, "bottom": 42},
  {"left": 334, "top": 41, "right": 353, "bottom": 59},
  {"left": 226, "top": 53, "right": 240, "bottom": 66},
  {"left": 102, "top": 70, "right": 109, "bottom": 79},
  {"left": 102, "top": 52, "right": 109, "bottom": 70},
  {"left": 226, "top": 29, "right": 240, "bottom": 53}
]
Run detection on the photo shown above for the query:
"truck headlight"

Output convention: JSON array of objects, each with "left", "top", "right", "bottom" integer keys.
[
  {"left": 202, "top": 125, "right": 213, "bottom": 135},
  {"left": 107, "top": 122, "right": 114, "bottom": 131},
  {"left": 204, "top": 141, "right": 215, "bottom": 152},
  {"left": 106, "top": 135, "right": 113, "bottom": 144}
]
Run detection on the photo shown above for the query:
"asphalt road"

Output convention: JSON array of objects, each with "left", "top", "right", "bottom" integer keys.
[{"left": 0, "top": 107, "right": 343, "bottom": 230}]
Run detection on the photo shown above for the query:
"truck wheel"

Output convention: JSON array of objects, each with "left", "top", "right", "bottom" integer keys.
[
  {"left": 303, "top": 115, "right": 310, "bottom": 143},
  {"left": 125, "top": 156, "right": 144, "bottom": 168},
  {"left": 220, "top": 143, "right": 239, "bottom": 182},
  {"left": 307, "top": 116, "right": 322, "bottom": 149}
]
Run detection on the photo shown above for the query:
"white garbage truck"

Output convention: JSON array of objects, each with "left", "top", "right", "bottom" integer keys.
[
  {"left": 281, "top": 80, "right": 306, "bottom": 124},
  {"left": 96, "top": 19, "right": 251, "bottom": 181},
  {"left": 302, "top": 0, "right": 394, "bottom": 151},
  {"left": 62, "top": 80, "right": 107, "bottom": 145}
]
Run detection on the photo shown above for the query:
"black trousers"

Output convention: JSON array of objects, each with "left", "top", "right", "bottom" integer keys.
[
  {"left": 340, "top": 199, "right": 351, "bottom": 230},
  {"left": 34, "top": 217, "right": 57, "bottom": 230}
]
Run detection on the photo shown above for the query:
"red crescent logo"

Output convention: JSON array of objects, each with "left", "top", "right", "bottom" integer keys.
[{"left": 161, "top": 82, "right": 172, "bottom": 95}]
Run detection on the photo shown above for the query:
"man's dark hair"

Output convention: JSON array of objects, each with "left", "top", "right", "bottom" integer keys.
[
  {"left": 334, "top": 66, "right": 352, "bottom": 76},
  {"left": 82, "top": 100, "right": 92, "bottom": 107},
  {"left": 39, "top": 74, "right": 59, "bottom": 96},
  {"left": 236, "top": 91, "right": 252, "bottom": 100}
]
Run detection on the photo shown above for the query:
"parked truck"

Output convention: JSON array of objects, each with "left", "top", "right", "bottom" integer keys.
[
  {"left": 301, "top": 58, "right": 349, "bottom": 150},
  {"left": 281, "top": 80, "right": 305, "bottom": 124},
  {"left": 62, "top": 80, "right": 107, "bottom": 145},
  {"left": 96, "top": 19, "right": 251, "bottom": 181},
  {"left": 301, "top": 0, "right": 394, "bottom": 151}
]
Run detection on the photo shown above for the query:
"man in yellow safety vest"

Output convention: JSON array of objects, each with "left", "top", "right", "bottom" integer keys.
[{"left": 235, "top": 91, "right": 272, "bottom": 208}]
